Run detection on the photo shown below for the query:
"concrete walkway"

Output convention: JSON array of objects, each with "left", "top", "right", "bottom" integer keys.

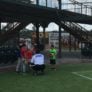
[{"left": 57, "top": 58, "right": 92, "bottom": 64}]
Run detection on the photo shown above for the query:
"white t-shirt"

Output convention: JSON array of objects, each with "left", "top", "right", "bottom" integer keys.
[{"left": 31, "top": 54, "right": 44, "bottom": 65}]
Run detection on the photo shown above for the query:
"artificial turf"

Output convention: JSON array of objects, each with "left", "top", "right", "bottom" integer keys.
[{"left": 0, "top": 63, "right": 92, "bottom": 92}]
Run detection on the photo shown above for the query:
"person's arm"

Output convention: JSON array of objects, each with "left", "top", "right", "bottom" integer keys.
[
  {"left": 48, "top": 50, "right": 52, "bottom": 57},
  {"left": 29, "top": 56, "right": 35, "bottom": 67},
  {"left": 30, "top": 55, "right": 35, "bottom": 64},
  {"left": 54, "top": 49, "right": 57, "bottom": 55}
]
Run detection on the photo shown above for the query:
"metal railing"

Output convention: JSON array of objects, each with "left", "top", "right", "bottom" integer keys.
[
  {"left": 1, "top": 0, "right": 92, "bottom": 16},
  {"left": 63, "top": 2, "right": 92, "bottom": 16},
  {"left": 61, "top": 21, "right": 92, "bottom": 42},
  {"left": 1, "top": 22, "right": 20, "bottom": 33},
  {"left": 63, "top": 22, "right": 88, "bottom": 35}
]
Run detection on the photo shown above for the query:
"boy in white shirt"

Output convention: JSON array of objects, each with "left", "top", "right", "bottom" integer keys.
[{"left": 30, "top": 49, "right": 45, "bottom": 75}]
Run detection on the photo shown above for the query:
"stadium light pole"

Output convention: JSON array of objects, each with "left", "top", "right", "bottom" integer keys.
[
  {"left": 91, "top": 7, "right": 92, "bottom": 16},
  {"left": 80, "top": 3, "right": 83, "bottom": 14},
  {"left": 57, "top": 0, "right": 62, "bottom": 58},
  {"left": 35, "top": 23, "right": 40, "bottom": 49},
  {"left": 0, "top": 22, "right": 1, "bottom": 32},
  {"left": 57, "top": 0, "right": 62, "bottom": 9},
  {"left": 36, "top": 0, "right": 39, "bottom": 5},
  {"left": 46, "top": 0, "right": 47, "bottom": 7}
]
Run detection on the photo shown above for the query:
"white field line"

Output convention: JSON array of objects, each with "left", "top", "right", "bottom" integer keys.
[
  {"left": 75, "top": 71, "right": 92, "bottom": 73},
  {"left": 72, "top": 72, "right": 92, "bottom": 80}
]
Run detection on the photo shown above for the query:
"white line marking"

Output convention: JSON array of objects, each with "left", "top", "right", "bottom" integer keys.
[
  {"left": 76, "top": 71, "right": 92, "bottom": 73},
  {"left": 72, "top": 72, "right": 92, "bottom": 80}
]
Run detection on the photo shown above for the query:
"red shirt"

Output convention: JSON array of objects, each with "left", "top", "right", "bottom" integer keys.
[
  {"left": 25, "top": 50, "right": 32, "bottom": 59},
  {"left": 20, "top": 47, "right": 27, "bottom": 58}
]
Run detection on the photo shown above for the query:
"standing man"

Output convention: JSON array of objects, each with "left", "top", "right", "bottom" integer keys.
[
  {"left": 20, "top": 44, "right": 27, "bottom": 73},
  {"left": 49, "top": 45, "right": 57, "bottom": 70},
  {"left": 16, "top": 46, "right": 22, "bottom": 73},
  {"left": 25, "top": 47, "right": 32, "bottom": 72}
]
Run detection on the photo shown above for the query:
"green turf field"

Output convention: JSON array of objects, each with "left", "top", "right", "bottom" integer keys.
[{"left": 0, "top": 63, "right": 92, "bottom": 92}]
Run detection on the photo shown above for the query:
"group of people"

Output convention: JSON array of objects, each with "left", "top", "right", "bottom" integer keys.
[{"left": 16, "top": 40, "right": 57, "bottom": 75}]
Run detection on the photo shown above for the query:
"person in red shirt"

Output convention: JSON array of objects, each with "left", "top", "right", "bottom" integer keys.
[
  {"left": 20, "top": 44, "right": 27, "bottom": 73},
  {"left": 20, "top": 44, "right": 27, "bottom": 58},
  {"left": 25, "top": 48, "right": 32, "bottom": 64},
  {"left": 24, "top": 48, "right": 33, "bottom": 72}
]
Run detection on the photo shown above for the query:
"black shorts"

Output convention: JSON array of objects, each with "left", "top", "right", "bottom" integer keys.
[
  {"left": 50, "top": 59, "right": 56, "bottom": 65},
  {"left": 32, "top": 65, "right": 45, "bottom": 71}
]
